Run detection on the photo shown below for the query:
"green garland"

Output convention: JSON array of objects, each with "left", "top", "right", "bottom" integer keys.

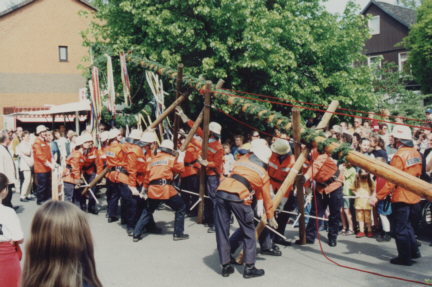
[
  {"left": 300, "top": 129, "right": 325, "bottom": 148},
  {"left": 317, "top": 137, "right": 338, "bottom": 154},
  {"left": 331, "top": 142, "right": 351, "bottom": 164}
]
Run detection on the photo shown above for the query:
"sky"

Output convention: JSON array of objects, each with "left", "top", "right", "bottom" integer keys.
[{"left": 0, "top": 0, "right": 376, "bottom": 14}]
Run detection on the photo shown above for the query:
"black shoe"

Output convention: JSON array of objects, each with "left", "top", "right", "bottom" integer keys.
[
  {"left": 127, "top": 228, "right": 134, "bottom": 237},
  {"left": 328, "top": 239, "right": 337, "bottom": 247},
  {"left": 132, "top": 236, "right": 141, "bottom": 242},
  {"left": 274, "top": 237, "right": 292, "bottom": 246},
  {"left": 295, "top": 238, "right": 314, "bottom": 245},
  {"left": 20, "top": 198, "right": 28, "bottom": 202},
  {"left": 108, "top": 217, "right": 119, "bottom": 223},
  {"left": 243, "top": 265, "right": 265, "bottom": 279},
  {"left": 272, "top": 244, "right": 280, "bottom": 251},
  {"left": 207, "top": 226, "right": 216, "bottom": 233},
  {"left": 221, "top": 264, "right": 235, "bottom": 277},
  {"left": 390, "top": 257, "right": 415, "bottom": 266},
  {"left": 25, "top": 196, "right": 35, "bottom": 201},
  {"left": 412, "top": 251, "right": 421, "bottom": 259},
  {"left": 88, "top": 209, "right": 99, "bottom": 215},
  {"left": 36, "top": 201, "right": 43, "bottom": 205},
  {"left": 376, "top": 232, "right": 391, "bottom": 242},
  {"left": 261, "top": 248, "right": 282, "bottom": 256},
  {"left": 147, "top": 225, "right": 163, "bottom": 234},
  {"left": 173, "top": 233, "right": 189, "bottom": 241}
]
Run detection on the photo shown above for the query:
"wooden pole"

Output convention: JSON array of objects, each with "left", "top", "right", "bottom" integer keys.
[
  {"left": 180, "top": 109, "right": 204, "bottom": 152},
  {"left": 197, "top": 81, "right": 212, "bottom": 224},
  {"left": 292, "top": 109, "right": 306, "bottom": 245},
  {"left": 148, "top": 95, "right": 186, "bottom": 130},
  {"left": 173, "top": 64, "right": 183, "bottom": 148}
]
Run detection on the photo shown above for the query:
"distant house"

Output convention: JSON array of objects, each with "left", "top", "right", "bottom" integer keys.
[
  {"left": 0, "top": 0, "right": 96, "bottom": 129},
  {"left": 361, "top": 0, "right": 417, "bottom": 81}
]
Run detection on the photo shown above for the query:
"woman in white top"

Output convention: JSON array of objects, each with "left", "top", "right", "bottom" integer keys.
[
  {"left": 0, "top": 172, "right": 24, "bottom": 287},
  {"left": 17, "top": 131, "right": 34, "bottom": 201}
]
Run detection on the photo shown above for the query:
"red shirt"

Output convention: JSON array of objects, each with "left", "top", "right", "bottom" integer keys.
[{"left": 32, "top": 137, "right": 52, "bottom": 173}]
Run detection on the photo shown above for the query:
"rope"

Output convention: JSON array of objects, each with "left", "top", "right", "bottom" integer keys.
[{"left": 221, "top": 88, "right": 430, "bottom": 124}]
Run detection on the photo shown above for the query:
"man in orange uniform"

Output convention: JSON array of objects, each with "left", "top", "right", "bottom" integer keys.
[
  {"left": 176, "top": 107, "right": 224, "bottom": 233},
  {"left": 32, "top": 125, "right": 53, "bottom": 205},
  {"left": 214, "top": 139, "right": 278, "bottom": 278},
  {"left": 372, "top": 126, "right": 422, "bottom": 266},
  {"left": 299, "top": 148, "right": 343, "bottom": 247},
  {"left": 179, "top": 129, "right": 202, "bottom": 217},
  {"left": 133, "top": 140, "right": 187, "bottom": 241},
  {"left": 121, "top": 129, "right": 143, "bottom": 236},
  {"left": 263, "top": 138, "right": 296, "bottom": 249},
  {"left": 63, "top": 136, "right": 86, "bottom": 204},
  {"left": 105, "top": 128, "right": 131, "bottom": 223},
  {"left": 80, "top": 134, "right": 100, "bottom": 214}
]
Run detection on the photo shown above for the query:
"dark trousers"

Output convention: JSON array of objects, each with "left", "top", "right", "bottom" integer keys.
[
  {"left": 134, "top": 194, "right": 186, "bottom": 237},
  {"left": 214, "top": 192, "right": 256, "bottom": 265},
  {"left": 180, "top": 174, "right": 199, "bottom": 216},
  {"left": 306, "top": 187, "right": 342, "bottom": 242},
  {"left": 35, "top": 172, "right": 51, "bottom": 204},
  {"left": 2, "top": 184, "right": 14, "bottom": 208},
  {"left": 392, "top": 202, "right": 419, "bottom": 261},
  {"left": 118, "top": 183, "right": 138, "bottom": 229},
  {"left": 82, "top": 173, "right": 97, "bottom": 212},
  {"left": 276, "top": 193, "right": 297, "bottom": 235},
  {"left": 107, "top": 179, "right": 121, "bottom": 218},
  {"left": 205, "top": 175, "right": 219, "bottom": 226}
]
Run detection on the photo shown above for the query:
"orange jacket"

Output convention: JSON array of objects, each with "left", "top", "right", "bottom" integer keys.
[
  {"left": 63, "top": 150, "right": 85, "bottom": 184},
  {"left": 181, "top": 136, "right": 202, "bottom": 178},
  {"left": 305, "top": 153, "right": 342, "bottom": 194},
  {"left": 32, "top": 137, "right": 52, "bottom": 173},
  {"left": 187, "top": 120, "right": 223, "bottom": 176},
  {"left": 105, "top": 141, "right": 128, "bottom": 184},
  {"left": 122, "top": 142, "right": 145, "bottom": 187},
  {"left": 217, "top": 156, "right": 274, "bottom": 219},
  {"left": 96, "top": 146, "right": 107, "bottom": 174},
  {"left": 376, "top": 146, "right": 422, "bottom": 204},
  {"left": 145, "top": 151, "right": 184, "bottom": 200},
  {"left": 82, "top": 147, "right": 100, "bottom": 175},
  {"left": 268, "top": 152, "right": 295, "bottom": 196}
]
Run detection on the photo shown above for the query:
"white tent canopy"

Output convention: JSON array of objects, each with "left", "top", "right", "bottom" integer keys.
[{"left": 8, "top": 100, "right": 91, "bottom": 116}]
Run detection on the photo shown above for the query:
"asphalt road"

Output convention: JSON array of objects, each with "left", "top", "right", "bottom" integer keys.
[{"left": 13, "top": 193, "right": 432, "bottom": 287}]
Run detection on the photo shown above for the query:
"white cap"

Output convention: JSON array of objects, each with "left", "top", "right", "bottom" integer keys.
[
  {"left": 81, "top": 134, "right": 93, "bottom": 144},
  {"left": 391, "top": 125, "right": 412, "bottom": 140},
  {"left": 36, "top": 125, "right": 48, "bottom": 135},
  {"left": 108, "top": 128, "right": 121, "bottom": 140},
  {"left": 129, "top": 129, "right": 142, "bottom": 140},
  {"left": 251, "top": 139, "right": 272, "bottom": 164},
  {"left": 100, "top": 131, "right": 109, "bottom": 142},
  {"left": 160, "top": 139, "right": 174, "bottom": 150},
  {"left": 331, "top": 125, "right": 342, "bottom": 134},
  {"left": 271, "top": 138, "right": 291, "bottom": 155},
  {"left": 209, "top": 122, "right": 222, "bottom": 135},
  {"left": 141, "top": 131, "right": 158, "bottom": 143}
]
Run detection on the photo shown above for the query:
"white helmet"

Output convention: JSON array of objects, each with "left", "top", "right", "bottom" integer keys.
[
  {"left": 391, "top": 125, "right": 412, "bottom": 140},
  {"left": 36, "top": 125, "right": 48, "bottom": 135},
  {"left": 271, "top": 138, "right": 291, "bottom": 155},
  {"left": 160, "top": 139, "right": 174, "bottom": 150},
  {"left": 251, "top": 139, "right": 272, "bottom": 164},
  {"left": 108, "top": 128, "right": 121, "bottom": 140},
  {"left": 209, "top": 122, "right": 222, "bottom": 135},
  {"left": 80, "top": 134, "right": 93, "bottom": 144},
  {"left": 129, "top": 129, "right": 142, "bottom": 140},
  {"left": 141, "top": 131, "right": 158, "bottom": 143},
  {"left": 75, "top": 135, "right": 85, "bottom": 147},
  {"left": 100, "top": 131, "right": 109, "bottom": 143}
]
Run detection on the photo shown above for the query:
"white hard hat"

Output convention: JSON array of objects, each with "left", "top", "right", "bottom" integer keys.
[
  {"left": 160, "top": 139, "right": 174, "bottom": 150},
  {"left": 141, "top": 131, "right": 158, "bottom": 143},
  {"left": 129, "top": 129, "right": 142, "bottom": 140},
  {"left": 108, "top": 128, "right": 121, "bottom": 140},
  {"left": 75, "top": 136, "right": 85, "bottom": 147},
  {"left": 100, "top": 131, "right": 109, "bottom": 143},
  {"left": 36, "top": 125, "right": 48, "bottom": 135},
  {"left": 251, "top": 139, "right": 272, "bottom": 164},
  {"left": 209, "top": 122, "right": 222, "bottom": 135},
  {"left": 391, "top": 125, "right": 412, "bottom": 140},
  {"left": 271, "top": 138, "right": 291, "bottom": 155},
  {"left": 81, "top": 134, "right": 93, "bottom": 144}
]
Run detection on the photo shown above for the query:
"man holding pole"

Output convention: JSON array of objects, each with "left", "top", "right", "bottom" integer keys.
[
  {"left": 63, "top": 136, "right": 86, "bottom": 204},
  {"left": 32, "top": 125, "right": 53, "bottom": 205},
  {"left": 81, "top": 134, "right": 100, "bottom": 214}
]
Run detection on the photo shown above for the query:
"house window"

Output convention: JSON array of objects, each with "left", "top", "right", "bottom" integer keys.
[
  {"left": 367, "top": 55, "right": 382, "bottom": 68},
  {"left": 398, "top": 52, "right": 409, "bottom": 73},
  {"left": 368, "top": 15, "right": 380, "bottom": 35},
  {"left": 59, "top": 46, "right": 68, "bottom": 62}
]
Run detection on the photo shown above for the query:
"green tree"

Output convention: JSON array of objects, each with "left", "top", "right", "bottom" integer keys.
[
  {"left": 399, "top": 0, "right": 423, "bottom": 9},
  {"left": 83, "top": 0, "right": 375, "bottom": 129},
  {"left": 404, "top": 0, "right": 432, "bottom": 94}
]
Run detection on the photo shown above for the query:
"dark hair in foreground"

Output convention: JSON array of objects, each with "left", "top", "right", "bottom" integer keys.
[{"left": 22, "top": 201, "right": 103, "bottom": 287}]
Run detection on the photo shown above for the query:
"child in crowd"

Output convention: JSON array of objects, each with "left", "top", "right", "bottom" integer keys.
[
  {"left": 222, "top": 143, "right": 235, "bottom": 177},
  {"left": 353, "top": 169, "right": 375, "bottom": 238},
  {"left": 340, "top": 162, "right": 356, "bottom": 235}
]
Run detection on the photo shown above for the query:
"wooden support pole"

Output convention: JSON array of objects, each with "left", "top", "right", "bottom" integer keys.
[
  {"left": 292, "top": 109, "right": 306, "bottom": 245},
  {"left": 148, "top": 95, "right": 186, "bottom": 130},
  {"left": 197, "top": 81, "right": 212, "bottom": 224},
  {"left": 173, "top": 64, "right": 183, "bottom": 147},
  {"left": 180, "top": 109, "right": 204, "bottom": 152}
]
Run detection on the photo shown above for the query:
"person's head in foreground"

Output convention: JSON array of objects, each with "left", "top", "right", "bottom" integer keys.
[{"left": 22, "top": 201, "right": 102, "bottom": 287}]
